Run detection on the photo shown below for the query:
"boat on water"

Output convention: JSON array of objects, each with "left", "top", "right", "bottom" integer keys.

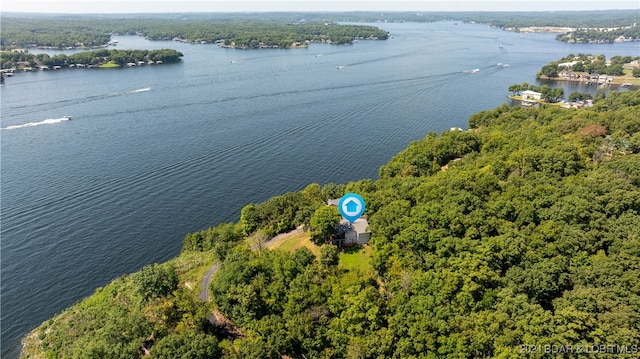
[
  {"left": 63, "top": 115, "right": 72, "bottom": 120},
  {"left": 620, "top": 83, "right": 632, "bottom": 87},
  {"left": 470, "top": 68, "right": 480, "bottom": 73}
]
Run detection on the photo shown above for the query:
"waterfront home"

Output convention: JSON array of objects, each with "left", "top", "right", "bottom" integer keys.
[
  {"left": 333, "top": 218, "right": 371, "bottom": 247},
  {"left": 521, "top": 90, "right": 542, "bottom": 101},
  {"left": 327, "top": 198, "right": 372, "bottom": 247}
]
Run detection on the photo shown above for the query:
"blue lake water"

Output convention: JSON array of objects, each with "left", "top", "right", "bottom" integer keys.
[{"left": 1, "top": 21, "right": 638, "bottom": 358}]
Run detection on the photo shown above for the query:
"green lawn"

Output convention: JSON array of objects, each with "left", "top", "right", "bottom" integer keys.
[
  {"left": 266, "top": 231, "right": 374, "bottom": 272},
  {"left": 99, "top": 61, "right": 120, "bottom": 68},
  {"left": 620, "top": 66, "right": 640, "bottom": 85},
  {"left": 338, "top": 245, "right": 373, "bottom": 273}
]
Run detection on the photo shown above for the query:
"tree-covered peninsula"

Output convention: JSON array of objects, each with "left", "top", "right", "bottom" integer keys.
[
  {"left": 536, "top": 54, "right": 640, "bottom": 86},
  {"left": 0, "top": 49, "right": 183, "bottom": 70},
  {"left": 0, "top": 17, "right": 388, "bottom": 50},
  {"left": 20, "top": 88, "right": 640, "bottom": 358},
  {"left": 556, "top": 25, "right": 640, "bottom": 44}
]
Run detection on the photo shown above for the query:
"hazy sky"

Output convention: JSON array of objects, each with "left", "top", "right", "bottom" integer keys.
[{"left": 1, "top": 0, "right": 638, "bottom": 13}]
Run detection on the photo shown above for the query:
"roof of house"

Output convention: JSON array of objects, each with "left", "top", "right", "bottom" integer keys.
[
  {"left": 522, "top": 90, "right": 542, "bottom": 95},
  {"left": 340, "top": 217, "right": 370, "bottom": 234}
]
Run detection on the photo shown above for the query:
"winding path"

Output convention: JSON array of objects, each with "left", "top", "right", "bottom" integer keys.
[
  {"left": 197, "top": 225, "right": 304, "bottom": 301},
  {"left": 198, "top": 263, "right": 220, "bottom": 301}
]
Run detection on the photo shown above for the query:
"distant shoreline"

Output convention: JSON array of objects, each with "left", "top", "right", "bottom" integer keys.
[{"left": 538, "top": 75, "right": 640, "bottom": 87}]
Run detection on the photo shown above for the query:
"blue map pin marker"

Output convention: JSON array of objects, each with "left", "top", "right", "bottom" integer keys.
[{"left": 338, "top": 193, "right": 366, "bottom": 223}]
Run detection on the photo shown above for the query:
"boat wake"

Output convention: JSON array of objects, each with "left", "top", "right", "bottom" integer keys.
[
  {"left": 6, "top": 86, "right": 152, "bottom": 118},
  {"left": 1, "top": 117, "right": 71, "bottom": 131},
  {"left": 127, "top": 87, "right": 151, "bottom": 94}
]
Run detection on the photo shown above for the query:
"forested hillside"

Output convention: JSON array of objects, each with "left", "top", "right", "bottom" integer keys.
[
  {"left": 0, "top": 18, "right": 388, "bottom": 50},
  {"left": 21, "top": 90, "right": 640, "bottom": 358}
]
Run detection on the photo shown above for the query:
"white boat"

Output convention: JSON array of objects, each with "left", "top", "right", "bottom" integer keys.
[{"left": 62, "top": 115, "right": 72, "bottom": 120}]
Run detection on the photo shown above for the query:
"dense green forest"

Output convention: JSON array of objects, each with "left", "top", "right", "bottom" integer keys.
[
  {"left": 2, "top": 10, "right": 638, "bottom": 49},
  {"left": 0, "top": 49, "right": 183, "bottom": 69},
  {"left": 0, "top": 17, "right": 388, "bottom": 50},
  {"left": 21, "top": 89, "right": 640, "bottom": 358}
]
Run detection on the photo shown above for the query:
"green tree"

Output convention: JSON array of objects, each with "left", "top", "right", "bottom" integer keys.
[
  {"left": 540, "top": 63, "right": 559, "bottom": 78},
  {"left": 568, "top": 91, "right": 583, "bottom": 102},
  {"left": 151, "top": 332, "right": 221, "bottom": 359},
  {"left": 240, "top": 204, "right": 259, "bottom": 235},
  {"left": 133, "top": 263, "right": 179, "bottom": 301},
  {"left": 508, "top": 83, "right": 522, "bottom": 96},
  {"left": 319, "top": 244, "right": 339, "bottom": 267},
  {"left": 606, "top": 63, "right": 624, "bottom": 76},
  {"left": 309, "top": 206, "right": 340, "bottom": 244},
  {"left": 571, "top": 61, "right": 585, "bottom": 72}
]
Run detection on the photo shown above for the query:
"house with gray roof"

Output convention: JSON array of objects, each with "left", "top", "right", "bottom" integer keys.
[{"left": 327, "top": 198, "right": 371, "bottom": 247}]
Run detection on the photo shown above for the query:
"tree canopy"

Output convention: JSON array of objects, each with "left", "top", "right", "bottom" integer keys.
[{"left": 0, "top": 17, "right": 388, "bottom": 50}]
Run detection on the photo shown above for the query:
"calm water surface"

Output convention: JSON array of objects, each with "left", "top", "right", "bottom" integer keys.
[{"left": 1, "top": 21, "right": 638, "bottom": 357}]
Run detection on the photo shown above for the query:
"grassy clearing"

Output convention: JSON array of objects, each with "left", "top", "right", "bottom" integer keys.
[
  {"left": 338, "top": 245, "right": 373, "bottom": 273},
  {"left": 172, "top": 250, "right": 218, "bottom": 287},
  {"left": 508, "top": 95, "right": 564, "bottom": 106},
  {"left": 98, "top": 61, "right": 120, "bottom": 68},
  {"left": 265, "top": 230, "right": 320, "bottom": 257},
  {"left": 266, "top": 231, "right": 374, "bottom": 272},
  {"left": 620, "top": 66, "right": 640, "bottom": 85}
]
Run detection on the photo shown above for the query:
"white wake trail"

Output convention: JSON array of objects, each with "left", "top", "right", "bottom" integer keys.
[
  {"left": 1, "top": 117, "right": 71, "bottom": 131},
  {"left": 127, "top": 87, "right": 151, "bottom": 94}
]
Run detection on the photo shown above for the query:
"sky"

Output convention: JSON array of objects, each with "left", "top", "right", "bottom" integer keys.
[{"left": 1, "top": 0, "right": 639, "bottom": 14}]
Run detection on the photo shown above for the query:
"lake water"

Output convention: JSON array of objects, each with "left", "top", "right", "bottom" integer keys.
[{"left": 1, "top": 21, "right": 638, "bottom": 358}]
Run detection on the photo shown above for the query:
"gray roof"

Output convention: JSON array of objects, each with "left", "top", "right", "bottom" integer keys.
[{"left": 339, "top": 217, "right": 370, "bottom": 234}]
